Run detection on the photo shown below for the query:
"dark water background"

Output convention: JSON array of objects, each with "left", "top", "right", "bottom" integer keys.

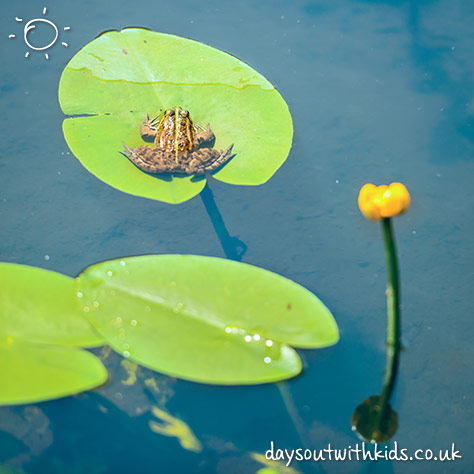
[{"left": 1, "top": 0, "right": 473, "bottom": 473}]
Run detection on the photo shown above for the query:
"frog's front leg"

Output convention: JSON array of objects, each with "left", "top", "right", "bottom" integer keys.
[
  {"left": 194, "top": 123, "right": 215, "bottom": 147},
  {"left": 140, "top": 113, "right": 160, "bottom": 141}
]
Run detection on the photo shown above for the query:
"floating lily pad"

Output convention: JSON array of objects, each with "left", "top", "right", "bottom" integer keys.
[
  {"left": 59, "top": 28, "right": 293, "bottom": 204},
  {"left": 0, "top": 338, "right": 107, "bottom": 406},
  {"left": 0, "top": 263, "right": 107, "bottom": 405},
  {"left": 0, "top": 263, "right": 103, "bottom": 347},
  {"left": 76, "top": 255, "right": 339, "bottom": 385}
]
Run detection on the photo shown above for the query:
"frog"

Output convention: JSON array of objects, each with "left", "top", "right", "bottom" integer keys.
[{"left": 121, "top": 106, "right": 234, "bottom": 175}]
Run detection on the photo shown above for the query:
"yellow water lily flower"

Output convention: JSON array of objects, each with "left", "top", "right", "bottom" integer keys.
[{"left": 358, "top": 182, "right": 410, "bottom": 220}]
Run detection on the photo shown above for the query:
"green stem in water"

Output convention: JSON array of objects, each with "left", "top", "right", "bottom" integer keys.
[
  {"left": 378, "top": 217, "right": 401, "bottom": 429},
  {"left": 277, "top": 382, "right": 311, "bottom": 450}
]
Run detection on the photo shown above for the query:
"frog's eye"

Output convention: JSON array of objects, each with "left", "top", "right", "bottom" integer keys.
[
  {"left": 180, "top": 110, "right": 189, "bottom": 117},
  {"left": 166, "top": 109, "right": 174, "bottom": 116}
]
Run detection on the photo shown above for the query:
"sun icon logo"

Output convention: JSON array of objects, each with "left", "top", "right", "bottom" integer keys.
[{"left": 8, "top": 7, "right": 70, "bottom": 60}]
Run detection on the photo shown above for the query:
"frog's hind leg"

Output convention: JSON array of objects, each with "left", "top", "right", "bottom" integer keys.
[
  {"left": 185, "top": 145, "right": 235, "bottom": 175},
  {"left": 121, "top": 142, "right": 175, "bottom": 173}
]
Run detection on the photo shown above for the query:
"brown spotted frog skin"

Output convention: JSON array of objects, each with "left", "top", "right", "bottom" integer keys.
[{"left": 121, "top": 106, "right": 234, "bottom": 175}]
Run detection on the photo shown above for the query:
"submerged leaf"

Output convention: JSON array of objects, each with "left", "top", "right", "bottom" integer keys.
[
  {"left": 0, "top": 338, "right": 107, "bottom": 406},
  {"left": 59, "top": 28, "right": 293, "bottom": 203},
  {"left": 0, "top": 263, "right": 103, "bottom": 347},
  {"left": 76, "top": 255, "right": 339, "bottom": 385},
  {"left": 351, "top": 395, "right": 399, "bottom": 443},
  {"left": 252, "top": 452, "right": 303, "bottom": 474},
  {"left": 149, "top": 406, "right": 202, "bottom": 452}
]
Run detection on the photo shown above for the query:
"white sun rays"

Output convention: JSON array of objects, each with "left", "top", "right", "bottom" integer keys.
[{"left": 9, "top": 6, "right": 70, "bottom": 60}]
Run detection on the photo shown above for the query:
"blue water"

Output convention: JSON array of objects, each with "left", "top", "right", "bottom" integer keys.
[{"left": 1, "top": 0, "right": 473, "bottom": 473}]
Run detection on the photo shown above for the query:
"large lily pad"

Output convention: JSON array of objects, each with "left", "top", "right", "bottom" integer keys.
[
  {"left": 0, "top": 338, "right": 107, "bottom": 406},
  {"left": 0, "top": 263, "right": 103, "bottom": 347},
  {"left": 0, "top": 263, "right": 107, "bottom": 405},
  {"left": 59, "top": 28, "right": 293, "bottom": 204},
  {"left": 76, "top": 255, "right": 339, "bottom": 385}
]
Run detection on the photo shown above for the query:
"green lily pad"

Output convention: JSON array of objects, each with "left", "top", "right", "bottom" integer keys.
[
  {"left": 59, "top": 28, "right": 293, "bottom": 204},
  {"left": 0, "top": 263, "right": 103, "bottom": 347},
  {"left": 76, "top": 255, "right": 339, "bottom": 385},
  {"left": 0, "top": 338, "right": 107, "bottom": 406},
  {"left": 0, "top": 263, "right": 107, "bottom": 405}
]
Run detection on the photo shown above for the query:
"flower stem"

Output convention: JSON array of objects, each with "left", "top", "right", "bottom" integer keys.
[{"left": 378, "top": 217, "right": 401, "bottom": 428}]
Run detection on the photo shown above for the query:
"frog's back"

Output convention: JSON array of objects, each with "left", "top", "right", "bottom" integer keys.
[{"left": 156, "top": 107, "right": 196, "bottom": 153}]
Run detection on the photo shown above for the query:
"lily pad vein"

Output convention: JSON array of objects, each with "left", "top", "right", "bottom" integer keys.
[
  {"left": 90, "top": 279, "right": 279, "bottom": 345},
  {"left": 66, "top": 67, "right": 274, "bottom": 93}
]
